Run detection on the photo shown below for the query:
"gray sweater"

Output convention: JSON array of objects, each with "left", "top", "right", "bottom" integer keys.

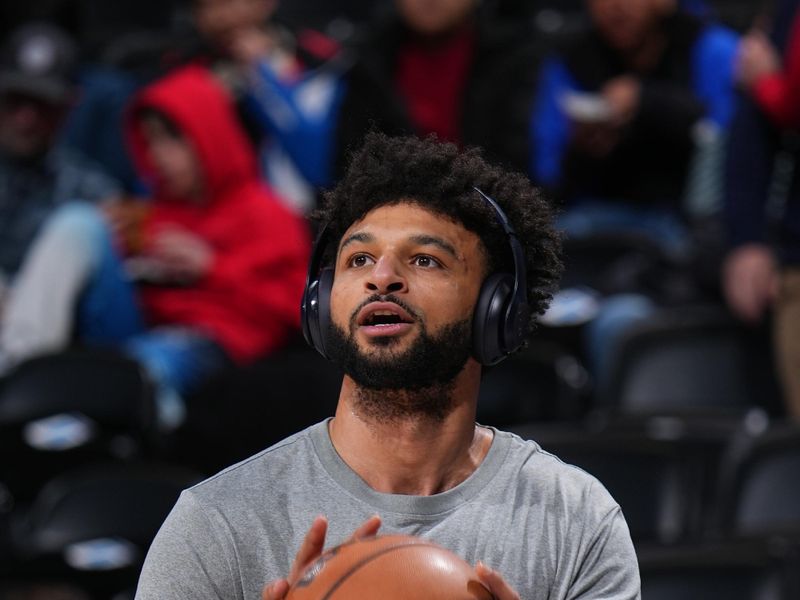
[{"left": 136, "top": 420, "right": 641, "bottom": 599}]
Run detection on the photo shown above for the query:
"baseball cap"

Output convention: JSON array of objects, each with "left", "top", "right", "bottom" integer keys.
[{"left": 0, "top": 22, "right": 78, "bottom": 104}]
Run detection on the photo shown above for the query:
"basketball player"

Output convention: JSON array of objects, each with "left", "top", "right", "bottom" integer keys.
[{"left": 135, "top": 133, "right": 641, "bottom": 600}]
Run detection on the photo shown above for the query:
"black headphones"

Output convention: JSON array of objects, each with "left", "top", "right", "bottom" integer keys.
[{"left": 300, "top": 187, "right": 530, "bottom": 366}]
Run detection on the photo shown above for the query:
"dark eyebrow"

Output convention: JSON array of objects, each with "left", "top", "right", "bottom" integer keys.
[
  {"left": 337, "top": 232, "right": 459, "bottom": 260},
  {"left": 338, "top": 232, "right": 373, "bottom": 255},
  {"left": 409, "top": 234, "right": 458, "bottom": 259}
]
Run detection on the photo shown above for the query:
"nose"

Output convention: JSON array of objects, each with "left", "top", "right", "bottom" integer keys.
[{"left": 365, "top": 255, "right": 407, "bottom": 295}]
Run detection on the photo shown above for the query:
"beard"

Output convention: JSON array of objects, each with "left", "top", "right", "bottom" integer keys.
[{"left": 326, "top": 295, "right": 473, "bottom": 423}]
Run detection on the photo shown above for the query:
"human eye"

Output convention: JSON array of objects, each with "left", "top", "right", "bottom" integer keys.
[
  {"left": 412, "top": 255, "right": 442, "bottom": 268},
  {"left": 347, "top": 254, "right": 374, "bottom": 268}
]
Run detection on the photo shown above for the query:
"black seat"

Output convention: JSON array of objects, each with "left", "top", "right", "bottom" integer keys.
[
  {"left": 714, "top": 423, "right": 800, "bottom": 539},
  {"left": 598, "top": 306, "right": 776, "bottom": 415},
  {"left": 0, "top": 349, "right": 158, "bottom": 507},
  {"left": 4, "top": 462, "right": 203, "bottom": 598},
  {"left": 478, "top": 340, "right": 590, "bottom": 425},
  {"left": 638, "top": 538, "right": 797, "bottom": 600}
]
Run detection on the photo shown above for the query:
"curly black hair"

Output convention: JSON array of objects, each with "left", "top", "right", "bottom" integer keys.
[{"left": 315, "top": 132, "right": 563, "bottom": 334}]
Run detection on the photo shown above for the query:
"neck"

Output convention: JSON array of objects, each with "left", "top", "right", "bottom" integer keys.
[{"left": 329, "top": 361, "right": 493, "bottom": 496}]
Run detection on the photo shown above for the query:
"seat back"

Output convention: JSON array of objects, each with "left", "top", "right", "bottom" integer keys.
[
  {"left": 599, "top": 307, "right": 762, "bottom": 414},
  {"left": 6, "top": 462, "right": 203, "bottom": 597},
  {"left": 716, "top": 425, "right": 800, "bottom": 538},
  {"left": 0, "top": 350, "right": 157, "bottom": 505},
  {"left": 478, "top": 341, "right": 589, "bottom": 425}
]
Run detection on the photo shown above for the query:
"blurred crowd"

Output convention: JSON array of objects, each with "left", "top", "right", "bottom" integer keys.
[
  {"left": 5, "top": 0, "right": 800, "bottom": 598},
  {"left": 0, "top": 0, "right": 798, "bottom": 436}
]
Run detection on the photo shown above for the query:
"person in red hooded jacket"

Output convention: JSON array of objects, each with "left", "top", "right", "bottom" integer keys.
[{"left": 0, "top": 64, "right": 311, "bottom": 428}]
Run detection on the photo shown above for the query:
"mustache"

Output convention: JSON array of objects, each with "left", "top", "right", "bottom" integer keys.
[{"left": 348, "top": 294, "right": 422, "bottom": 329}]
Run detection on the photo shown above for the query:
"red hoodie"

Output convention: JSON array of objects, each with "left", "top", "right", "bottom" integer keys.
[{"left": 127, "top": 65, "right": 311, "bottom": 364}]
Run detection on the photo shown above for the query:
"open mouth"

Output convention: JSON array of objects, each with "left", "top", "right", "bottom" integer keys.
[
  {"left": 357, "top": 302, "right": 415, "bottom": 334},
  {"left": 364, "top": 311, "right": 409, "bottom": 326}
]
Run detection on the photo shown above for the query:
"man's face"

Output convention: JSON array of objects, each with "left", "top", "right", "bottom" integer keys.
[
  {"left": 395, "top": 0, "right": 477, "bottom": 36},
  {"left": 328, "top": 202, "right": 486, "bottom": 393},
  {"left": 587, "top": 0, "right": 665, "bottom": 52},
  {"left": 139, "top": 116, "right": 204, "bottom": 201},
  {"left": 0, "top": 92, "right": 65, "bottom": 159},
  {"left": 193, "top": 0, "right": 276, "bottom": 55}
]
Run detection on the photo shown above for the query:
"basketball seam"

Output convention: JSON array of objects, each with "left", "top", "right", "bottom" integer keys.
[{"left": 319, "top": 542, "right": 441, "bottom": 600}]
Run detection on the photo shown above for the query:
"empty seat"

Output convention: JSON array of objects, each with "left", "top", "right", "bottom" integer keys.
[
  {"left": 715, "top": 423, "right": 800, "bottom": 539},
  {"left": 478, "top": 341, "right": 590, "bottom": 425},
  {"left": 0, "top": 349, "right": 157, "bottom": 506},
  {"left": 4, "top": 462, "right": 203, "bottom": 597},
  {"left": 598, "top": 306, "right": 775, "bottom": 415},
  {"left": 638, "top": 538, "right": 796, "bottom": 600}
]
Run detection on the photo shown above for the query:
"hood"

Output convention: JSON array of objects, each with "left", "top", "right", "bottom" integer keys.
[{"left": 127, "top": 64, "right": 259, "bottom": 201}]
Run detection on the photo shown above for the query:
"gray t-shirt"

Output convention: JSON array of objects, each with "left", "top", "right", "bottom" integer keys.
[{"left": 136, "top": 420, "right": 640, "bottom": 599}]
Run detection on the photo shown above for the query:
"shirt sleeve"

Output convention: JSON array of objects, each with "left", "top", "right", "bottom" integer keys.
[
  {"left": 566, "top": 483, "right": 642, "bottom": 600},
  {"left": 135, "top": 491, "right": 242, "bottom": 600}
]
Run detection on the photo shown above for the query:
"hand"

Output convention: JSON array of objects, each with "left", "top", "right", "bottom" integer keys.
[
  {"left": 722, "top": 243, "right": 779, "bottom": 323},
  {"left": 602, "top": 76, "right": 641, "bottom": 126},
  {"left": 228, "top": 26, "right": 277, "bottom": 66},
  {"left": 145, "top": 226, "right": 214, "bottom": 283},
  {"left": 262, "top": 515, "right": 382, "bottom": 600},
  {"left": 101, "top": 197, "right": 150, "bottom": 253},
  {"left": 476, "top": 561, "right": 520, "bottom": 600},
  {"left": 736, "top": 30, "right": 781, "bottom": 89}
]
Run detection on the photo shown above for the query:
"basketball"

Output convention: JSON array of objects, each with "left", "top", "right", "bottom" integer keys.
[{"left": 285, "top": 534, "right": 494, "bottom": 599}]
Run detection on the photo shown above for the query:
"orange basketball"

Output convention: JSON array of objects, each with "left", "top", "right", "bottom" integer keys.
[{"left": 285, "top": 534, "right": 494, "bottom": 599}]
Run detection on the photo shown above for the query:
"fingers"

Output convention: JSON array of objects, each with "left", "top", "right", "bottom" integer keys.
[
  {"left": 262, "top": 578, "right": 290, "bottom": 600},
  {"left": 288, "top": 515, "right": 328, "bottom": 581},
  {"left": 346, "top": 515, "right": 382, "bottom": 543},
  {"left": 284, "top": 515, "right": 381, "bottom": 588},
  {"left": 476, "top": 562, "right": 520, "bottom": 600}
]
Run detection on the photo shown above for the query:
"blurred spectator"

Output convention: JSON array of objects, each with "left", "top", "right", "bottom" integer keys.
[
  {"left": 0, "top": 23, "right": 122, "bottom": 368},
  {"left": 185, "top": 0, "right": 342, "bottom": 211},
  {"left": 530, "top": 0, "right": 740, "bottom": 382},
  {"left": 62, "top": 0, "right": 331, "bottom": 210},
  {"left": 1, "top": 65, "right": 311, "bottom": 429},
  {"left": 723, "top": 0, "right": 800, "bottom": 419},
  {"left": 244, "top": 0, "right": 540, "bottom": 197},
  {"left": 531, "top": 0, "right": 738, "bottom": 216}
]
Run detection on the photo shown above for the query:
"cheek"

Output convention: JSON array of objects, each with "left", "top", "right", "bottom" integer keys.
[{"left": 329, "top": 278, "right": 353, "bottom": 327}]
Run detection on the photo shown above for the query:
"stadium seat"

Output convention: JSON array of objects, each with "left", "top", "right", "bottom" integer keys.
[
  {"left": 0, "top": 349, "right": 158, "bottom": 507},
  {"left": 3, "top": 462, "right": 202, "bottom": 598},
  {"left": 714, "top": 423, "right": 800, "bottom": 539},
  {"left": 597, "top": 305, "right": 775, "bottom": 415},
  {"left": 638, "top": 538, "right": 799, "bottom": 600},
  {"left": 478, "top": 340, "right": 590, "bottom": 425}
]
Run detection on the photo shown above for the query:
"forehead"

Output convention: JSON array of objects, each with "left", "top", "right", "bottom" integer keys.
[{"left": 339, "top": 202, "right": 483, "bottom": 255}]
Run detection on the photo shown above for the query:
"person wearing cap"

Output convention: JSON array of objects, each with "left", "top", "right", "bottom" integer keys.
[{"left": 0, "top": 22, "right": 122, "bottom": 360}]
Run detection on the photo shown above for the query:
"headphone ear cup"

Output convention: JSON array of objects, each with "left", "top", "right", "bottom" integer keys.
[
  {"left": 302, "top": 267, "right": 334, "bottom": 359},
  {"left": 472, "top": 273, "right": 514, "bottom": 366}
]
